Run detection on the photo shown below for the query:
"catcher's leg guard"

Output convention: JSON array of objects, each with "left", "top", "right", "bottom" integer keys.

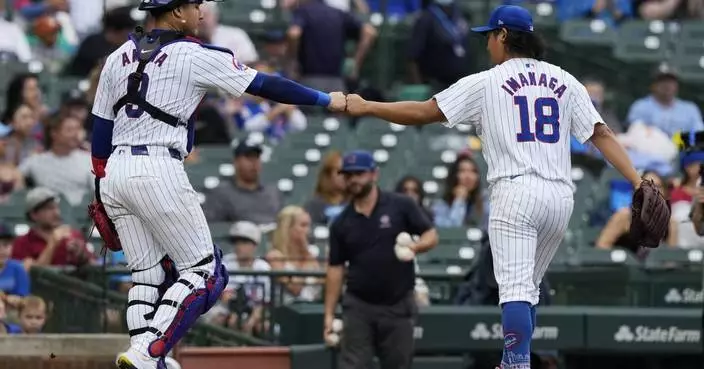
[
  {"left": 140, "top": 245, "right": 228, "bottom": 358},
  {"left": 127, "top": 257, "right": 179, "bottom": 348}
]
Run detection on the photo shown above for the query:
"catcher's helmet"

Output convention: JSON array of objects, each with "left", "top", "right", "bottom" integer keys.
[{"left": 138, "top": 0, "right": 223, "bottom": 11}]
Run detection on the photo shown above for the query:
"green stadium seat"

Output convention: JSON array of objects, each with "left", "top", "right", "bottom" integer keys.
[
  {"left": 560, "top": 20, "right": 616, "bottom": 46},
  {"left": 614, "top": 21, "right": 672, "bottom": 62},
  {"left": 574, "top": 247, "right": 640, "bottom": 266},
  {"left": 644, "top": 247, "right": 704, "bottom": 269},
  {"left": 2, "top": 190, "right": 37, "bottom": 225}
]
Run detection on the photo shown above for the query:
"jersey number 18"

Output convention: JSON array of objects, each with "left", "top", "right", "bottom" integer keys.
[{"left": 514, "top": 96, "right": 560, "bottom": 144}]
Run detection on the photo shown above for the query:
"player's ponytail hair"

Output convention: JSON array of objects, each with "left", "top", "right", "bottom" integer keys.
[{"left": 494, "top": 28, "right": 547, "bottom": 61}]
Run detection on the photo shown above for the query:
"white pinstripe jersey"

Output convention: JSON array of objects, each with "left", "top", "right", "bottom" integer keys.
[
  {"left": 435, "top": 58, "right": 603, "bottom": 189},
  {"left": 91, "top": 38, "right": 257, "bottom": 156}
]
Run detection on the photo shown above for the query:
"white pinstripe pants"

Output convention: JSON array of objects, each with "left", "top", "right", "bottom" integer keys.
[
  {"left": 488, "top": 175, "right": 573, "bottom": 306},
  {"left": 100, "top": 146, "right": 213, "bottom": 272}
]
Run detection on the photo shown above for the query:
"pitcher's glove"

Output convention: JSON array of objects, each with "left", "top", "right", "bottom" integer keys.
[
  {"left": 88, "top": 200, "right": 122, "bottom": 252},
  {"left": 630, "top": 179, "right": 671, "bottom": 249}
]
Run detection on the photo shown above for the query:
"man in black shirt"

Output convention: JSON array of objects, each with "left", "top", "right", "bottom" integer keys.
[{"left": 324, "top": 150, "right": 438, "bottom": 369}]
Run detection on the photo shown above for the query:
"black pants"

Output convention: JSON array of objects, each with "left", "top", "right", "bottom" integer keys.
[{"left": 339, "top": 292, "right": 417, "bottom": 369}]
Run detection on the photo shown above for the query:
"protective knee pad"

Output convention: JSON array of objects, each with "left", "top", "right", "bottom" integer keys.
[{"left": 147, "top": 245, "right": 228, "bottom": 358}]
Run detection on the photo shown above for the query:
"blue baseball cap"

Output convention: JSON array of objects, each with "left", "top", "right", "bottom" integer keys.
[
  {"left": 341, "top": 150, "right": 376, "bottom": 173},
  {"left": 471, "top": 5, "right": 534, "bottom": 34}
]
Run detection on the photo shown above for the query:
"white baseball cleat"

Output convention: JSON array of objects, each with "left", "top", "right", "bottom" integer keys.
[{"left": 115, "top": 349, "right": 158, "bottom": 369}]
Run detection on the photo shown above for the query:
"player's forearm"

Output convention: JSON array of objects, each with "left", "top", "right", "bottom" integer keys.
[
  {"left": 411, "top": 228, "right": 438, "bottom": 254},
  {"left": 589, "top": 124, "right": 640, "bottom": 187},
  {"left": 324, "top": 266, "right": 344, "bottom": 318},
  {"left": 246, "top": 72, "right": 330, "bottom": 107},
  {"left": 362, "top": 100, "right": 442, "bottom": 126}
]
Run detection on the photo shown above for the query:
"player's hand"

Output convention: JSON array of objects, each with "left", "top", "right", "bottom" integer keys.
[
  {"left": 323, "top": 313, "right": 334, "bottom": 342},
  {"left": 345, "top": 94, "right": 369, "bottom": 116},
  {"left": 327, "top": 92, "right": 347, "bottom": 113}
]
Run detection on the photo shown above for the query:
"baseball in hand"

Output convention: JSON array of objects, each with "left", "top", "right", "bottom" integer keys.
[
  {"left": 395, "top": 232, "right": 416, "bottom": 262},
  {"left": 332, "top": 318, "right": 344, "bottom": 333},
  {"left": 325, "top": 332, "right": 340, "bottom": 346}
]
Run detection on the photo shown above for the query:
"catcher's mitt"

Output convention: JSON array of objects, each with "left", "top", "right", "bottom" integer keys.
[
  {"left": 630, "top": 179, "right": 671, "bottom": 249},
  {"left": 88, "top": 199, "right": 122, "bottom": 252}
]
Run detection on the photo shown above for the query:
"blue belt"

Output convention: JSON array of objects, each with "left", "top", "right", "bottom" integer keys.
[{"left": 112, "top": 145, "right": 182, "bottom": 160}]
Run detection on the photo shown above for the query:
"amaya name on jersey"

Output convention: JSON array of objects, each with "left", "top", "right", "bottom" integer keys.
[
  {"left": 500, "top": 71, "right": 567, "bottom": 99},
  {"left": 120, "top": 49, "right": 169, "bottom": 68}
]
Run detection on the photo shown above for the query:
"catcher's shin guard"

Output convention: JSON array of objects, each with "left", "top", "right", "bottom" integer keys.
[
  {"left": 146, "top": 245, "right": 228, "bottom": 358},
  {"left": 127, "top": 257, "right": 179, "bottom": 346}
]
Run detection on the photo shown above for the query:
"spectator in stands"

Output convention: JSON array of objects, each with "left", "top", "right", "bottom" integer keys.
[
  {"left": 636, "top": 0, "right": 704, "bottom": 19},
  {"left": 668, "top": 152, "right": 704, "bottom": 248},
  {"left": 4, "top": 73, "right": 48, "bottom": 127},
  {"left": 26, "top": 14, "right": 76, "bottom": 71},
  {"left": 583, "top": 77, "right": 624, "bottom": 133},
  {"left": 0, "top": 104, "right": 43, "bottom": 166},
  {"left": 0, "top": 298, "right": 21, "bottom": 334},
  {"left": 305, "top": 151, "right": 347, "bottom": 225},
  {"left": 266, "top": 206, "right": 322, "bottom": 303},
  {"left": 0, "top": 0, "right": 33, "bottom": 62},
  {"left": 596, "top": 170, "right": 678, "bottom": 249},
  {"left": 57, "top": 89, "right": 90, "bottom": 140},
  {"left": 16, "top": 295, "right": 46, "bottom": 334},
  {"left": 408, "top": 0, "right": 471, "bottom": 89},
  {"left": 259, "top": 30, "right": 289, "bottom": 75},
  {"left": 287, "top": 0, "right": 377, "bottom": 92},
  {"left": 671, "top": 151, "right": 702, "bottom": 205},
  {"left": 626, "top": 66, "right": 704, "bottom": 137},
  {"left": 557, "top": 0, "right": 632, "bottom": 25},
  {"left": 198, "top": 2, "right": 258, "bottom": 64},
  {"left": 11, "top": 187, "right": 92, "bottom": 269},
  {"left": 234, "top": 61, "right": 308, "bottom": 143},
  {"left": 284, "top": 0, "right": 370, "bottom": 13},
  {"left": 0, "top": 161, "right": 24, "bottom": 201},
  {"left": 432, "top": 154, "right": 487, "bottom": 228},
  {"left": 221, "top": 221, "right": 271, "bottom": 335},
  {"left": 20, "top": 114, "right": 92, "bottom": 206},
  {"left": 395, "top": 175, "right": 434, "bottom": 221},
  {"left": 0, "top": 222, "right": 29, "bottom": 310},
  {"left": 365, "top": 0, "right": 420, "bottom": 18},
  {"left": 65, "top": 5, "right": 136, "bottom": 77},
  {"left": 203, "top": 141, "right": 283, "bottom": 224},
  {"left": 15, "top": 0, "right": 69, "bottom": 19}
]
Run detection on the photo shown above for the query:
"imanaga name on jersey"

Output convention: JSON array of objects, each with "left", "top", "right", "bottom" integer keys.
[
  {"left": 120, "top": 49, "right": 169, "bottom": 68},
  {"left": 500, "top": 72, "right": 567, "bottom": 99}
]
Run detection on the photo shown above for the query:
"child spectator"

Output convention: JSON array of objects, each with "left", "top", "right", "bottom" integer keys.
[
  {"left": 0, "top": 222, "right": 30, "bottom": 310},
  {"left": 17, "top": 295, "right": 47, "bottom": 334}
]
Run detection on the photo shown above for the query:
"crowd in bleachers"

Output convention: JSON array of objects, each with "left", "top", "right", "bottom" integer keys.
[{"left": 0, "top": 0, "right": 701, "bottom": 340}]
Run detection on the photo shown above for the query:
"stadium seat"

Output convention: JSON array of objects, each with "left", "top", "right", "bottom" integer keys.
[
  {"left": 574, "top": 247, "right": 640, "bottom": 266},
  {"left": 560, "top": 20, "right": 616, "bottom": 46},
  {"left": 644, "top": 247, "right": 704, "bottom": 269},
  {"left": 613, "top": 21, "right": 673, "bottom": 62}
]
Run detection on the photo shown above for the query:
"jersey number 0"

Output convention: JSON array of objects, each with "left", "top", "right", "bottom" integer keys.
[
  {"left": 514, "top": 96, "right": 560, "bottom": 144},
  {"left": 125, "top": 74, "right": 150, "bottom": 119}
]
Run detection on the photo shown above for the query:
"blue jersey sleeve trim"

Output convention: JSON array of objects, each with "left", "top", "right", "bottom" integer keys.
[
  {"left": 91, "top": 115, "right": 114, "bottom": 159},
  {"left": 246, "top": 72, "right": 330, "bottom": 107}
]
